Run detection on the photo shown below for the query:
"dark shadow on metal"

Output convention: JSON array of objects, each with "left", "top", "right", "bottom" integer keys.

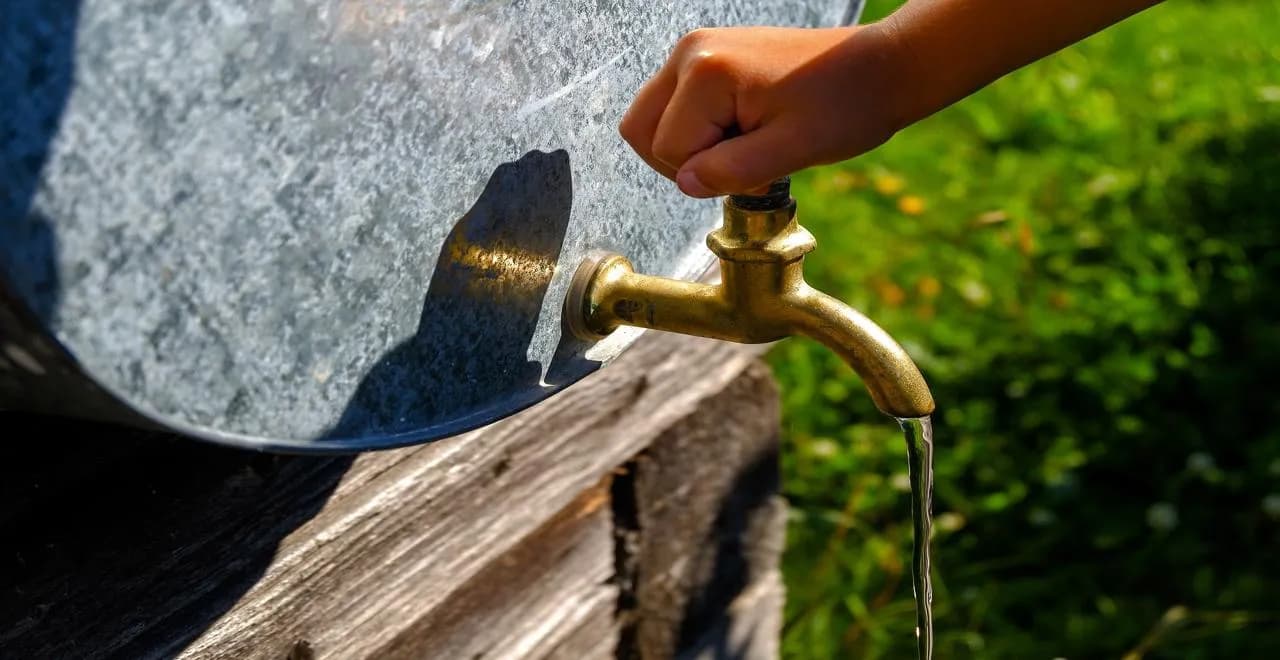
[
  {"left": 0, "top": 1, "right": 148, "bottom": 429},
  {"left": 543, "top": 326, "right": 600, "bottom": 388},
  {"left": 1, "top": 2, "right": 77, "bottom": 413},
  {"left": 323, "top": 149, "right": 578, "bottom": 443},
  {"left": 1, "top": 0, "right": 74, "bottom": 323}
]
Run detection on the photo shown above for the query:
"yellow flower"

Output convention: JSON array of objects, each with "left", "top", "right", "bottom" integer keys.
[
  {"left": 897, "top": 195, "right": 926, "bottom": 215},
  {"left": 873, "top": 172, "right": 906, "bottom": 196},
  {"left": 871, "top": 276, "right": 906, "bottom": 307},
  {"left": 916, "top": 276, "right": 942, "bottom": 299},
  {"left": 975, "top": 209, "right": 1009, "bottom": 225},
  {"left": 1017, "top": 220, "right": 1036, "bottom": 256},
  {"left": 832, "top": 170, "right": 867, "bottom": 191}
]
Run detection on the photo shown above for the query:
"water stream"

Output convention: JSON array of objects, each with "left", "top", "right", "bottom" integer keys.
[{"left": 897, "top": 416, "right": 935, "bottom": 660}]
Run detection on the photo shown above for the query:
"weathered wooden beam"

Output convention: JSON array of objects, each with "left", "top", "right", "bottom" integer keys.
[
  {"left": 613, "top": 361, "right": 785, "bottom": 660},
  {"left": 0, "top": 331, "right": 784, "bottom": 659},
  {"left": 370, "top": 484, "right": 619, "bottom": 660}
]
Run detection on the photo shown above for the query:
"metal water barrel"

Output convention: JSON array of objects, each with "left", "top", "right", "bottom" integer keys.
[{"left": 1, "top": 1, "right": 855, "bottom": 451}]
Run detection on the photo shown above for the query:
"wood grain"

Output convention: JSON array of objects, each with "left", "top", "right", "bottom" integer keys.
[{"left": 0, "top": 331, "right": 783, "bottom": 659}]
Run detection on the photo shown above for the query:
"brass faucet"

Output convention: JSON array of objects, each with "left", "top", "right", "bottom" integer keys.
[{"left": 565, "top": 178, "right": 935, "bottom": 419}]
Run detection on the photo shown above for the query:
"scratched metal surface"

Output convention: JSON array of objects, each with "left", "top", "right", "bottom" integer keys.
[{"left": 0, "top": 0, "right": 852, "bottom": 451}]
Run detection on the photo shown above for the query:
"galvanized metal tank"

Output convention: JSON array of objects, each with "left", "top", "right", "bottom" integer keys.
[{"left": 1, "top": 0, "right": 855, "bottom": 451}]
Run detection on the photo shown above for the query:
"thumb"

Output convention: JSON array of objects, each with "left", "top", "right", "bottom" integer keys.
[{"left": 675, "top": 123, "right": 811, "bottom": 198}]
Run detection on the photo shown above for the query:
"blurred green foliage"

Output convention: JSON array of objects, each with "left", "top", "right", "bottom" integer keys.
[{"left": 771, "top": 1, "right": 1280, "bottom": 657}]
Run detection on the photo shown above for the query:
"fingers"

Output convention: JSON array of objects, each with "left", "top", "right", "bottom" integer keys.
[
  {"left": 621, "top": 29, "right": 802, "bottom": 194},
  {"left": 619, "top": 66, "right": 679, "bottom": 180},
  {"left": 649, "top": 65, "right": 737, "bottom": 172},
  {"left": 676, "top": 122, "right": 812, "bottom": 198},
  {"left": 621, "top": 30, "right": 740, "bottom": 182}
]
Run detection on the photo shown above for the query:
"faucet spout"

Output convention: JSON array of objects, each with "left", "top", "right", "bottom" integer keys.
[
  {"left": 785, "top": 285, "right": 935, "bottom": 418},
  {"left": 565, "top": 178, "right": 935, "bottom": 419}
]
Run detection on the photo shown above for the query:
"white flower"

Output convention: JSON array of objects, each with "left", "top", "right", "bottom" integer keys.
[
  {"left": 1186, "top": 452, "right": 1215, "bottom": 474},
  {"left": 808, "top": 438, "right": 839, "bottom": 459},
  {"left": 1146, "top": 502, "right": 1179, "bottom": 531},
  {"left": 1029, "top": 508, "right": 1057, "bottom": 527},
  {"left": 1263, "top": 494, "right": 1280, "bottom": 520}
]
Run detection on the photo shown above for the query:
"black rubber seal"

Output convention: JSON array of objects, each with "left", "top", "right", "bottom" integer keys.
[{"left": 729, "top": 177, "right": 792, "bottom": 211}]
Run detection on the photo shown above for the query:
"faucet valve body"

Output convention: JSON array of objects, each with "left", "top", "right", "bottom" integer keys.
[{"left": 566, "top": 180, "right": 935, "bottom": 419}]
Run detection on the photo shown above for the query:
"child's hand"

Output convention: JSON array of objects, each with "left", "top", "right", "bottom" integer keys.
[
  {"left": 619, "top": 25, "right": 906, "bottom": 198},
  {"left": 620, "top": 1, "right": 1164, "bottom": 199}
]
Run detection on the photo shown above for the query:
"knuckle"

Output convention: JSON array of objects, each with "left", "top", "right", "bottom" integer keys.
[
  {"left": 684, "top": 49, "right": 734, "bottom": 80},
  {"left": 674, "top": 30, "right": 738, "bottom": 81},
  {"left": 676, "top": 28, "right": 715, "bottom": 52}
]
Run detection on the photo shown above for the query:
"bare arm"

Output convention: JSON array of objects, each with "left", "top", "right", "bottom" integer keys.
[
  {"left": 882, "top": 0, "right": 1162, "bottom": 127},
  {"left": 619, "top": 0, "right": 1164, "bottom": 198}
]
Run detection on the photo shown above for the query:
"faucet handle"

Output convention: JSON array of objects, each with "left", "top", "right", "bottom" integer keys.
[{"left": 729, "top": 177, "right": 793, "bottom": 211}]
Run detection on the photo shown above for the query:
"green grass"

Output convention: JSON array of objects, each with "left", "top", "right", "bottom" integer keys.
[{"left": 771, "top": 1, "right": 1280, "bottom": 657}]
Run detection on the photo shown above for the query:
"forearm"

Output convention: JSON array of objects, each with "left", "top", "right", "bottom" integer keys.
[
  {"left": 877, "top": 0, "right": 1164, "bottom": 128},
  {"left": 618, "top": 1, "right": 1167, "bottom": 197}
]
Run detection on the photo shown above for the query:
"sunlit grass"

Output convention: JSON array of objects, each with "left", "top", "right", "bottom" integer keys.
[{"left": 773, "top": 1, "right": 1280, "bottom": 657}]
